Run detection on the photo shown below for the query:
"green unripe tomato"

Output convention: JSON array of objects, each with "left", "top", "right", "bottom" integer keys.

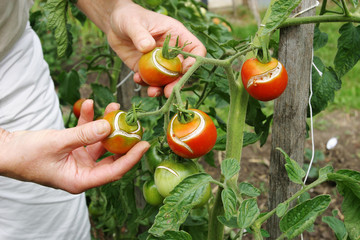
[
  {"left": 143, "top": 179, "right": 164, "bottom": 206},
  {"left": 154, "top": 159, "right": 198, "bottom": 198}
]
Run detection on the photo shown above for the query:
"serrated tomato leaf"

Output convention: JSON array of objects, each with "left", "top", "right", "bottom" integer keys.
[
  {"left": 322, "top": 215, "right": 348, "bottom": 240},
  {"left": 280, "top": 195, "right": 331, "bottom": 239},
  {"left": 310, "top": 56, "right": 341, "bottom": 116},
  {"left": 327, "top": 170, "right": 360, "bottom": 240},
  {"left": 221, "top": 158, "right": 240, "bottom": 180},
  {"left": 148, "top": 173, "right": 213, "bottom": 237},
  {"left": 277, "top": 148, "right": 305, "bottom": 185},
  {"left": 238, "top": 182, "right": 261, "bottom": 197},
  {"left": 44, "top": 0, "right": 72, "bottom": 57},
  {"left": 313, "top": 26, "right": 328, "bottom": 51},
  {"left": 147, "top": 230, "right": 192, "bottom": 240},
  {"left": 334, "top": 23, "right": 360, "bottom": 78},
  {"left": 260, "top": 0, "right": 302, "bottom": 36},
  {"left": 237, "top": 198, "right": 260, "bottom": 229},
  {"left": 222, "top": 188, "right": 237, "bottom": 220}
]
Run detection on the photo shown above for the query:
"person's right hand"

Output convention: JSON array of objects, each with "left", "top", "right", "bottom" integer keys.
[{"left": 0, "top": 100, "right": 149, "bottom": 194}]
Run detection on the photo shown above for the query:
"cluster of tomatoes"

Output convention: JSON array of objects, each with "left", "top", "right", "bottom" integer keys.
[{"left": 73, "top": 46, "right": 288, "bottom": 207}]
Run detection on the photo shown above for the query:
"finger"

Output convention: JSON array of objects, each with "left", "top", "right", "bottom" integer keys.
[
  {"left": 163, "top": 79, "right": 180, "bottom": 98},
  {"left": 147, "top": 86, "right": 163, "bottom": 97},
  {"left": 133, "top": 72, "right": 149, "bottom": 86},
  {"left": 85, "top": 102, "right": 121, "bottom": 159},
  {"left": 123, "top": 19, "right": 156, "bottom": 53},
  {"left": 59, "top": 120, "right": 111, "bottom": 152},
  {"left": 78, "top": 141, "right": 150, "bottom": 190},
  {"left": 78, "top": 99, "right": 94, "bottom": 126}
]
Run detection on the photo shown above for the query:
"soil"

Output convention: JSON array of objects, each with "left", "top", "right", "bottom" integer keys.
[{"left": 201, "top": 109, "right": 360, "bottom": 239}]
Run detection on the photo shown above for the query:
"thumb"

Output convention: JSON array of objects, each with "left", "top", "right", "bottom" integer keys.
[
  {"left": 126, "top": 22, "right": 156, "bottom": 53},
  {"left": 61, "top": 120, "right": 110, "bottom": 151}
]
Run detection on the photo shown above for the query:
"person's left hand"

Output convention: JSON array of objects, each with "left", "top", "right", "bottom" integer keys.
[{"left": 0, "top": 100, "right": 149, "bottom": 194}]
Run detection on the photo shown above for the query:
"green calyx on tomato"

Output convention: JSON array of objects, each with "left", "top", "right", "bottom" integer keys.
[
  {"left": 143, "top": 179, "right": 164, "bottom": 206},
  {"left": 138, "top": 47, "right": 182, "bottom": 87},
  {"left": 101, "top": 110, "right": 143, "bottom": 154},
  {"left": 241, "top": 57, "right": 288, "bottom": 101},
  {"left": 167, "top": 109, "right": 217, "bottom": 159},
  {"left": 73, "top": 98, "right": 86, "bottom": 119},
  {"left": 154, "top": 158, "right": 211, "bottom": 207}
]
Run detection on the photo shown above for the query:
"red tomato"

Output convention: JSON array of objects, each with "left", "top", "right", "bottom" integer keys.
[
  {"left": 101, "top": 110, "right": 143, "bottom": 154},
  {"left": 138, "top": 47, "right": 182, "bottom": 87},
  {"left": 167, "top": 109, "right": 217, "bottom": 159},
  {"left": 73, "top": 98, "right": 86, "bottom": 119},
  {"left": 241, "top": 58, "right": 288, "bottom": 101}
]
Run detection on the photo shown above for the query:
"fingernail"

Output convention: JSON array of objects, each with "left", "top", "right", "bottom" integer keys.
[{"left": 94, "top": 120, "right": 109, "bottom": 136}]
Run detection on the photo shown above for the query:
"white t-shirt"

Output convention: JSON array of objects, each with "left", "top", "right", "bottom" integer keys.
[{"left": 0, "top": 20, "right": 90, "bottom": 240}]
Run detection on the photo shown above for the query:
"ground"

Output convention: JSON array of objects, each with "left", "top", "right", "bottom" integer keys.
[{"left": 202, "top": 109, "right": 360, "bottom": 239}]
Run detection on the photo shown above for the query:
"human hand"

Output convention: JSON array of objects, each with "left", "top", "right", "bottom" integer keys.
[
  {"left": 0, "top": 100, "right": 150, "bottom": 194},
  {"left": 106, "top": 1, "right": 206, "bottom": 98}
]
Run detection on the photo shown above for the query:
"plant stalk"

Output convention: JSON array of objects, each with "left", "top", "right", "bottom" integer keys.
[
  {"left": 208, "top": 66, "right": 249, "bottom": 240},
  {"left": 279, "top": 14, "right": 360, "bottom": 28}
]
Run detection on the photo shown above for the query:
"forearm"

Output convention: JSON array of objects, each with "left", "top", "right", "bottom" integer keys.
[{"left": 75, "top": 0, "right": 135, "bottom": 34}]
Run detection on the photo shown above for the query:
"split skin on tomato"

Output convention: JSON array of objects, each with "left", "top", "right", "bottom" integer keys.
[
  {"left": 142, "top": 179, "right": 164, "bottom": 206},
  {"left": 241, "top": 58, "right": 288, "bottom": 101},
  {"left": 167, "top": 109, "right": 217, "bottom": 159},
  {"left": 73, "top": 98, "right": 86, "bottom": 119},
  {"left": 101, "top": 110, "right": 143, "bottom": 155},
  {"left": 138, "top": 47, "right": 182, "bottom": 87},
  {"left": 154, "top": 158, "right": 211, "bottom": 207}
]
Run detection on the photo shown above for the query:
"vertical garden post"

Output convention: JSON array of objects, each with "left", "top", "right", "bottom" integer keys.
[{"left": 267, "top": 0, "right": 317, "bottom": 238}]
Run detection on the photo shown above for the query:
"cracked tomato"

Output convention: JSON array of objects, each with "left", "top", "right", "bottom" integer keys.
[
  {"left": 101, "top": 110, "right": 143, "bottom": 154},
  {"left": 138, "top": 47, "right": 182, "bottom": 87},
  {"left": 166, "top": 109, "right": 217, "bottom": 159},
  {"left": 241, "top": 58, "right": 288, "bottom": 101}
]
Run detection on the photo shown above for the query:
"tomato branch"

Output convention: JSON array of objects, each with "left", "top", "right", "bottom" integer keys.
[
  {"left": 253, "top": 176, "right": 329, "bottom": 227},
  {"left": 279, "top": 14, "right": 360, "bottom": 28}
]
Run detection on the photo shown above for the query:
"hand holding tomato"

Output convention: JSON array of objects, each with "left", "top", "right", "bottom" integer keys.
[
  {"left": 0, "top": 100, "right": 149, "bottom": 194},
  {"left": 241, "top": 58, "right": 288, "bottom": 101}
]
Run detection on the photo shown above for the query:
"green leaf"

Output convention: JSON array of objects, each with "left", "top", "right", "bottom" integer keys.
[
  {"left": 237, "top": 198, "right": 260, "bottom": 229},
  {"left": 334, "top": 23, "right": 360, "bottom": 78},
  {"left": 149, "top": 173, "right": 213, "bottom": 237},
  {"left": 238, "top": 182, "right": 261, "bottom": 197},
  {"left": 313, "top": 26, "right": 328, "bottom": 51},
  {"left": 243, "top": 132, "right": 261, "bottom": 147},
  {"left": 58, "top": 70, "right": 81, "bottom": 105},
  {"left": 221, "top": 188, "right": 237, "bottom": 220},
  {"left": 217, "top": 215, "right": 238, "bottom": 228},
  {"left": 91, "top": 83, "right": 116, "bottom": 109},
  {"left": 260, "top": 0, "right": 302, "bottom": 36},
  {"left": 276, "top": 202, "right": 289, "bottom": 218},
  {"left": 318, "top": 165, "right": 334, "bottom": 180},
  {"left": 147, "top": 230, "right": 192, "bottom": 240},
  {"left": 310, "top": 57, "right": 342, "bottom": 116},
  {"left": 44, "top": 0, "right": 72, "bottom": 57},
  {"left": 279, "top": 195, "right": 331, "bottom": 239},
  {"left": 277, "top": 148, "right": 306, "bottom": 185},
  {"left": 322, "top": 216, "right": 348, "bottom": 240},
  {"left": 328, "top": 170, "right": 360, "bottom": 239},
  {"left": 221, "top": 158, "right": 240, "bottom": 180}
]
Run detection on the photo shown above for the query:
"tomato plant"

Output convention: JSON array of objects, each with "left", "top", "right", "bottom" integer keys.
[
  {"left": 138, "top": 47, "right": 182, "bottom": 87},
  {"left": 167, "top": 109, "right": 217, "bottom": 159},
  {"left": 73, "top": 98, "right": 86, "bottom": 119},
  {"left": 39, "top": 0, "right": 360, "bottom": 239},
  {"left": 241, "top": 58, "right": 288, "bottom": 101},
  {"left": 101, "top": 110, "right": 143, "bottom": 154},
  {"left": 143, "top": 179, "right": 164, "bottom": 206}
]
